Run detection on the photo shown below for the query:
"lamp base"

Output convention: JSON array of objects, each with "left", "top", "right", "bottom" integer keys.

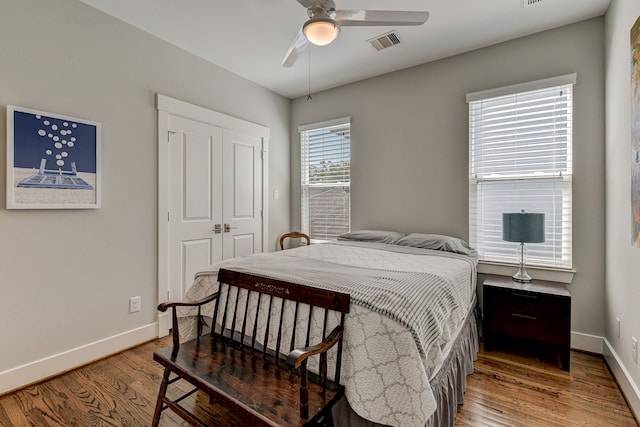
[
  {"left": 512, "top": 265, "right": 532, "bottom": 283},
  {"left": 511, "top": 242, "right": 532, "bottom": 283}
]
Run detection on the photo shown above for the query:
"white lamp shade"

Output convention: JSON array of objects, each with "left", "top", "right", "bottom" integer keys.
[{"left": 303, "top": 18, "right": 340, "bottom": 46}]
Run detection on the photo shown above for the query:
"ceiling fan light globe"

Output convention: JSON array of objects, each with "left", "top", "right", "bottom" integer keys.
[{"left": 303, "top": 18, "right": 340, "bottom": 46}]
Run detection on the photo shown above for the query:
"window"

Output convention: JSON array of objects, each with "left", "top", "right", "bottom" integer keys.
[
  {"left": 299, "top": 117, "right": 351, "bottom": 241},
  {"left": 467, "top": 74, "right": 575, "bottom": 269}
]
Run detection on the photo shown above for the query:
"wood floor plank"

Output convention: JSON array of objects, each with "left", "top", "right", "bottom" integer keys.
[
  {"left": 0, "top": 337, "right": 636, "bottom": 426},
  {"left": 5, "top": 383, "right": 72, "bottom": 427},
  {"left": 0, "top": 395, "right": 32, "bottom": 426}
]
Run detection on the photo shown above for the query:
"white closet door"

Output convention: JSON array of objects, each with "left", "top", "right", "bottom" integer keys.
[
  {"left": 157, "top": 94, "right": 269, "bottom": 337},
  {"left": 168, "top": 115, "right": 223, "bottom": 300}
]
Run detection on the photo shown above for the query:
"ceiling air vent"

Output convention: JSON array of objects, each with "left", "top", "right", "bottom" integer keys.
[
  {"left": 367, "top": 31, "right": 401, "bottom": 51},
  {"left": 522, "top": 0, "right": 543, "bottom": 7}
]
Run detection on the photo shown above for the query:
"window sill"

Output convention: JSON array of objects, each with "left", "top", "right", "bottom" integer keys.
[{"left": 478, "top": 261, "right": 575, "bottom": 284}]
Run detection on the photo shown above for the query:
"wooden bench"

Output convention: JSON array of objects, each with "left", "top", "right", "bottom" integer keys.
[{"left": 152, "top": 268, "right": 351, "bottom": 427}]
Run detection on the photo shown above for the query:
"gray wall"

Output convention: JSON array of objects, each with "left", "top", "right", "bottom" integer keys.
[
  {"left": 291, "top": 18, "right": 606, "bottom": 338},
  {"left": 605, "top": 0, "right": 640, "bottom": 395},
  {"left": 0, "top": 0, "right": 290, "bottom": 373}
]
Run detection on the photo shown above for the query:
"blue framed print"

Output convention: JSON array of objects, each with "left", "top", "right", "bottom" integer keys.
[{"left": 6, "top": 105, "right": 101, "bottom": 209}]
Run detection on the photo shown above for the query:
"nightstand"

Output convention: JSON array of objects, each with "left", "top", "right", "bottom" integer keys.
[{"left": 483, "top": 274, "right": 571, "bottom": 371}]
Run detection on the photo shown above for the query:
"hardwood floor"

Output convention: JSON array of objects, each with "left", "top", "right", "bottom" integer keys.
[
  {"left": 0, "top": 337, "right": 636, "bottom": 426},
  {"left": 455, "top": 342, "right": 638, "bottom": 426},
  {"left": 0, "top": 339, "right": 241, "bottom": 427}
]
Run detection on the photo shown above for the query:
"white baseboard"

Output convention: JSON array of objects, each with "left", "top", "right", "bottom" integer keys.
[
  {"left": 571, "top": 331, "right": 604, "bottom": 354},
  {"left": 158, "top": 312, "right": 171, "bottom": 338},
  {"left": 603, "top": 338, "right": 640, "bottom": 421},
  {"left": 0, "top": 322, "right": 158, "bottom": 395}
]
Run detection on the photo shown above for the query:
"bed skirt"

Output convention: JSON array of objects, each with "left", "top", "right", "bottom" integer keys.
[{"left": 332, "top": 303, "right": 480, "bottom": 427}]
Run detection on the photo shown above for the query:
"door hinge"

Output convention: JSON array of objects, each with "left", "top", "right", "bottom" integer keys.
[
  {"left": 167, "top": 290, "right": 170, "bottom": 300},
  {"left": 168, "top": 130, "right": 176, "bottom": 142},
  {"left": 167, "top": 211, "right": 170, "bottom": 221}
]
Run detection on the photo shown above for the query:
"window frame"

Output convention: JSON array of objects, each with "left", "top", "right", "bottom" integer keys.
[
  {"left": 467, "top": 74, "right": 576, "bottom": 272},
  {"left": 299, "top": 117, "right": 351, "bottom": 242}
]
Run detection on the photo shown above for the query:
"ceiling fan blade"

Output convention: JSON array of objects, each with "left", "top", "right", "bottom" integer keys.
[
  {"left": 335, "top": 10, "right": 429, "bottom": 26},
  {"left": 281, "top": 28, "right": 309, "bottom": 68},
  {"left": 297, "top": 0, "right": 336, "bottom": 10}
]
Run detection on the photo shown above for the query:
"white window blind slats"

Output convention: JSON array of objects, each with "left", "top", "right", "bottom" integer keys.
[
  {"left": 469, "top": 81, "right": 573, "bottom": 269},
  {"left": 471, "top": 86, "right": 573, "bottom": 180},
  {"left": 301, "top": 119, "right": 351, "bottom": 241}
]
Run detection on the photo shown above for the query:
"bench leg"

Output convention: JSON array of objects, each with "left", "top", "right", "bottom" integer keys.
[
  {"left": 324, "top": 407, "right": 335, "bottom": 427},
  {"left": 308, "top": 407, "right": 335, "bottom": 427},
  {"left": 152, "top": 368, "right": 171, "bottom": 427}
]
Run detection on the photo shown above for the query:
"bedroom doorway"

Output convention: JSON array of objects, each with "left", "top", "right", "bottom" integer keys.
[{"left": 157, "top": 94, "right": 269, "bottom": 336}]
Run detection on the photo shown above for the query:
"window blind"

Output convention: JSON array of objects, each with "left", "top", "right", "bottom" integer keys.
[
  {"left": 468, "top": 81, "right": 573, "bottom": 269},
  {"left": 300, "top": 118, "right": 351, "bottom": 241}
]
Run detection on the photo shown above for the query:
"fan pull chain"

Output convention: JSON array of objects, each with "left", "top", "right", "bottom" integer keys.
[{"left": 307, "top": 48, "right": 312, "bottom": 101}]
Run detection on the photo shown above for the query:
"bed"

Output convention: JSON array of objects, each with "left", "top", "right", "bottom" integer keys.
[{"left": 176, "top": 231, "right": 479, "bottom": 427}]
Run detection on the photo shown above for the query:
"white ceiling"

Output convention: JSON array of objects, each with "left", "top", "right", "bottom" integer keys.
[{"left": 79, "top": 0, "right": 610, "bottom": 99}]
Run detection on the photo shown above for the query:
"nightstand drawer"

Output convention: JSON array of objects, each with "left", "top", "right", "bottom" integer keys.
[
  {"left": 486, "top": 287, "right": 570, "bottom": 317},
  {"left": 485, "top": 309, "right": 570, "bottom": 346}
]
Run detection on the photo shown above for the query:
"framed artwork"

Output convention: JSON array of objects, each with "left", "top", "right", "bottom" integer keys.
[
  {"left": 632, "top": 17, "right": 640, "bottom": 246},
  {"left": 6, "top": 105, "right": 101, "bottom": 209}
]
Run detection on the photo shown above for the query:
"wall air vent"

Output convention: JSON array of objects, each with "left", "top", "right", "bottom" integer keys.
[
  {"left": 367, "top": 31, "right": 401, "bottom": 51},
  {"left": 522, "top": 0, "right": 543, "bottom": 7}
]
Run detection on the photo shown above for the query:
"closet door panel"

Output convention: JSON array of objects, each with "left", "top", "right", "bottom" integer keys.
[{"left": 223, "top": 129, "right": 263, "bottom": 259}]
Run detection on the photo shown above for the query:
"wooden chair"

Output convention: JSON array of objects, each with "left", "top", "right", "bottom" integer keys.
[
  {"left": 152, "top": 268, "right": 350, "bottom": 427},
  {"left": 280, "top": 232, "right": 311, "bottom": 250}
]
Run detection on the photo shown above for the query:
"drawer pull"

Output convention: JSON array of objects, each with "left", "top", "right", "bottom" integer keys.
[
  {"left": 512, "top": 313, "right": 537, "bottom": 321},
  {"left": 512, "top": 292, "right": 538, "bottom": 300}
]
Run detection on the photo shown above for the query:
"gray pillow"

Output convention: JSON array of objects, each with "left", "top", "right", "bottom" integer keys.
[
  {"left": 395, "top": 233, "right": 477, "bottom": 256},
  {"left": 337, "top": 230, "right": 406, "bottom": 244}
]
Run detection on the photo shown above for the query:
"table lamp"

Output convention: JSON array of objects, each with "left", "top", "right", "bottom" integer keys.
[{"left": 502, "top": 210, "right": 545, "bottom": 283}]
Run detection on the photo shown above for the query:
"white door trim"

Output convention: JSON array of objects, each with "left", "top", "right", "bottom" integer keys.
[{"left": 156, "top": 94, "right": 269, "bottom": 336}]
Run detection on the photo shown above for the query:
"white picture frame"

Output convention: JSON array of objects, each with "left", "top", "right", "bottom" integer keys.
[{"left": 6, "top": 105, "right": 101, "bottom": 209}]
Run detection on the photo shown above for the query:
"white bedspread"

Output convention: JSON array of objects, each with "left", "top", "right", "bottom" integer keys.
[{"left": 178, "top": 241, "right": 477, "bottom": 427}]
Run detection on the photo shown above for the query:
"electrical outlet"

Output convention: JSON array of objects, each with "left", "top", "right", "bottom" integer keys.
[
  {"left": 616, "top": 318, "right": 621, "bottom": 338},
  {"left": 129, "top": 296, "right": 141, "bottom": 313},
  {"left": 633, "top": 337, "right": 638, "bottom": 363}
]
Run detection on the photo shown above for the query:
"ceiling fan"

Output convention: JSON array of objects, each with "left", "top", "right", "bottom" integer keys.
[{"left": 282, "top": 0, "right": 429, "bottom": 67}]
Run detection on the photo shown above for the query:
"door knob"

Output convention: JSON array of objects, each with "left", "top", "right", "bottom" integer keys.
[
  {"left": 224, "top": 223, "right": 237, "bottom": 233},
  {"left": 213, "top": 224, "right": 222, "bottom": 234}
]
